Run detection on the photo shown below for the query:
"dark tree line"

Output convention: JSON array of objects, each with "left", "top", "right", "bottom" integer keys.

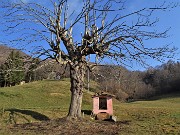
[
  {"left": 92, "top": 60, "right": 180, "bottom": 101},
  {"left": 143, "top": 60, "right": 180, "bottom": 95}
]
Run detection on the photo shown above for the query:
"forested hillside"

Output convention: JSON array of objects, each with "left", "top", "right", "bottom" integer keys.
[
  {"left": 0, "top": 45, "right": 70, "bottom": 86},
  {"left": 92, "top": 61, "right": 180, "bottom": 101},
  {"left": 0, "top": 45, "right": 179, "bottom": 101}
]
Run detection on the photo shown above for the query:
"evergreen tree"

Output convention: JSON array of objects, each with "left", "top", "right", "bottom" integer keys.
[
  {"left": 1, "top": 51, "right": 24, "bottom": 86},
  {"left": 0, "top": 65, "right": 5, "bottom": 87}
]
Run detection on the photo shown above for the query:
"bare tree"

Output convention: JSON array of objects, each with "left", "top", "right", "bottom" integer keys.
[{"left": 1, "top": 0, "right": 178, "bottom": 120}]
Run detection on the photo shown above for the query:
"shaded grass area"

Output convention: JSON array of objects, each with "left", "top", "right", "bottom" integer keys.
[
  {"left": 0, "top": 79, "right": 180, "bottom": 134},
  {"left": 4, "top": 108, "right": 50, "bottom": 121}
]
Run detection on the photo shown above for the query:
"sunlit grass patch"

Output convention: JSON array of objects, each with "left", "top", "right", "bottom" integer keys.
[{"left": 0, "top": 79, "right": 179, "bottom": 134}]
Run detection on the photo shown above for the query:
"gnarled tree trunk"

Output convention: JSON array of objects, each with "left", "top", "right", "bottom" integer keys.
[{"left": 67, "top": 60, "right": 86, "bottom": 120}]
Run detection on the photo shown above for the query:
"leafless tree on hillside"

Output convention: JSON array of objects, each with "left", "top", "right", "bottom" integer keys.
[{"left": 1, "top": 0, "right": 178, "bottom": 120}]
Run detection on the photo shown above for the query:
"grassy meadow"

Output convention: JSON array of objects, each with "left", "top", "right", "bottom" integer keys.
[{"left": 0, "top": 79, "right": 179, "bottom": 134}]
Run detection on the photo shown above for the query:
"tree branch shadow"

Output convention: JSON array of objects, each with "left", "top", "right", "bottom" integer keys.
[{"left": 5, "top": 108, "right": 50, "bottom": 121}]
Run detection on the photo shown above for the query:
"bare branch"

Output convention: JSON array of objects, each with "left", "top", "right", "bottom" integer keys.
[{"left": 0, "top": 0, "right": 178, "bottom": 68}]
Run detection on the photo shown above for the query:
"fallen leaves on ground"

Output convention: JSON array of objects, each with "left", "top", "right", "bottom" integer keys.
[{"left": 10, "top": 118, "right": 131, "bottom": 135}]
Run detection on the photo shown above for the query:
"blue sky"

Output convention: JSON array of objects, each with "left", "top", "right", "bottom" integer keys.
[
  {"left": 0, "top": 0, "right": 180, "bottom": 71},
  {"left": 125, "top": 0, "right": 180, "bottom": 70}
]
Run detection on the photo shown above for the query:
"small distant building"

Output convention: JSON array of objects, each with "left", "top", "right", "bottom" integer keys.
[{"left": 92, "top": 92, "right": 115, "bottom": 120}]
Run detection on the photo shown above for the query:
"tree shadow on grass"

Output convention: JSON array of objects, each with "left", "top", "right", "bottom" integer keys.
[{"left": 5, "top": 108, "right": 50, "bottom": 121}]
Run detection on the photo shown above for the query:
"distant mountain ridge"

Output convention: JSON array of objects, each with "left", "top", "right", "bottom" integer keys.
[{"left": 0, "top": 45, "right": 28, "bottom": 65}]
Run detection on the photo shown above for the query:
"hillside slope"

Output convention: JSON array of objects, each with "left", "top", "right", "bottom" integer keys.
[
  {"left": 0, "top": 45, "right": 12, "bottom": 64},
  {"left": 0, "top": 45, "right": 29, "bottom": 65},
  {"left": 0, "top": 79, "right": 93, "bottom": 121},
  {"left": 0, "top": 79, "right": 179, "bottom": 134}
]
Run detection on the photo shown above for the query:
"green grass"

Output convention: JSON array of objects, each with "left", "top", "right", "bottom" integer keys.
[
  {"left": 0, "top": 80, "right": 70, "bottom": 109},
  {"left": 113, "top": 94, "right": 180, "bottom": 135},
  {"left": 0, "top": 79, "right": 180, "bottom": 134}
]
